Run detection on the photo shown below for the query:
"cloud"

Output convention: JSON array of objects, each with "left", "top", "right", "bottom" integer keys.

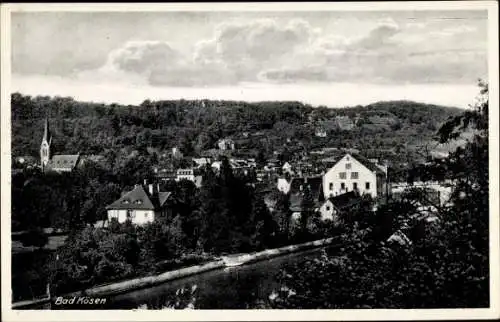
[
  {"left": 75, "top": 16, "right": 486, "bottom": 87},
  {"left": 259, "top": 67, "right": 328, "bottom": 83},
  {"left": 192, "top": 18, "right": 318, "bottom": 81}
]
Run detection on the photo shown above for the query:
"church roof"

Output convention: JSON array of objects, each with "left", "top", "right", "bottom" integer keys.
[{"left": 47, "top": 154, "right": 80, "bottom": 170}]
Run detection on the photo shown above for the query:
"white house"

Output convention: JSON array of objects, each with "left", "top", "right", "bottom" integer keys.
[
  {"left": 277, "top": 177, "right": 292, "bottom": 194},
  {"left": 192, "top": 157, "right": 211, "bottom": 168},
  {"left": 282, "top": 162, "right": 294, "bottom": 174},
  {"left": 322, "top": 153, "right": 386, "bottom": 199},
  {"left": 171, "top": 147, "right": 183, "bottom": 159},
  {"left": 318, "top": 191, "right": 362, "bottom": 223},
  {"left": 217, "top": 138, "right": 235, "bottom": 150},
  {"left": 176, "top": 168, "right": 203, "bottom": 188},
  {"left": 106, "top": 183, "right": 172, "bottom": 225}
]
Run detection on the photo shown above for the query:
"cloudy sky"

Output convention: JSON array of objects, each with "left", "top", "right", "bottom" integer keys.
[{"left": 11, "top": 10, "right": 488, "bottom": 108}]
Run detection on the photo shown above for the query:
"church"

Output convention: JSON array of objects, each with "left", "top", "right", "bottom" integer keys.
[{"left": 40, "top": 118, "right": 81, "bottom": 173}]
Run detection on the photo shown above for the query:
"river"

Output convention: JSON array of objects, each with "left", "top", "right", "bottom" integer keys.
[{"left": 54, "top": 246, "right": 333, "bottom": 310}]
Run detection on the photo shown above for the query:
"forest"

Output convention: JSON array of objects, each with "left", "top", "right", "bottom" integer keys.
[{"left": 11, "top": 92, "right": 461, "bottom": 165}]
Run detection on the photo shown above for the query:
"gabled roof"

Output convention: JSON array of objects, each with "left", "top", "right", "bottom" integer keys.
[
  {"left": 329, "top": 191, "right": 361, "bottom": 210},
  {"left": 289, "top": 176, "right": 322, "bottom": 197},
  {"left": 350, "top": 153, "right": 386, "bottom": 175},
  {"left": 158, "top": 192, "right": 172, "bottom": 207},
  {"left": 330, "top": 153, "right": 385, "bottom": 176},
  {"left": 47, "top": 154, "right": 80, "bottom": 169},
  {"left": 106, "top": 185, "right": 156, "bottom": 210}
]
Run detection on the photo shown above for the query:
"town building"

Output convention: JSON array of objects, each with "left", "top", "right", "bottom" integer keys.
[
  {"left": 106, "top": 182, "right": 173, "bottom": 225},
  {"left": 217, "top": 138, "right": 235, "bottom": 150},
  {"left": 318, "top": 191, "right": 362, "bottom": 222},
  {"left": 322, "top": 153, "right": 387, "bottom": 199},
  {"left": 171, "top": 146, "right": 183, "bottom": 159},
  {"left": 40, "top": 118, "right": 82, "bottom": 173},
  {"left": 176, "top": 168, "right": 203, "bottom": 188},
  {"left": 192, "top": 157, "right": 211, "bottom": 168},
  {"left": 154, "top": 167, "right": 177, "bottom": 182},
  {"left": 287, "top": 176, "right": 324, "bottom": 218},
  {"left": 335, "top": 116, "right": 355, "bottom": 131},
  {"left": 282, "top": 162, "right": 294, "bottom": 175},
  {"left": 315, "top": 128, "right": 327, "bottom": 138}
]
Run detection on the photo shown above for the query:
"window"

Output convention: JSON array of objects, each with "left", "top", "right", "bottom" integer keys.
[
  {"left": 144, "top": 212, "right": 148, "bottom": 218},
  {"left": 339, "top": 172, "right": 346, "bottom": 179},
  {"left": 353, "top": 182, "right": 358, "bottom": 190},
  {"left": 365, "top": 182, "right": 370, "bottom": 190},
  {"left": 351, "top": 172, "right": 359, "bottom": 179},
  {"left": 126, "top": 210, "right": 134, "bottom": 218},
  {"left": 329, "top": 183, "right": 333, "bottom": 190},
  {"left": 345, "top": 163, "right": 352, "bottom": 170},
  {"left": 326, "top": 206, "right": 330, "bottom": 211},
  {"left": 341, "top": 182, "right": 345, "bottom": 190}
]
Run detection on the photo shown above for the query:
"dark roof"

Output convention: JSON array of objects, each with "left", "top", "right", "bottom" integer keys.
[
  {"left": 47, "top": 154, "right": 80, "bottom": 170},
  {"left": 288, "top": 176, "right": 324, "bottom": 212},
  {"left": 106, "top": 185, "right": 172, "bottom": 210},
  {"left": 329, "top": 191, "right": 362, "bottom": 210},
  {"left": 158, "top": 192, "right": 172, "bottom": 207},
  {"left": 289, "top": 176, "right": 323, "bottom": 198},
  {"left": 289, "top": 193, "right": 303, "bottom": 212}
]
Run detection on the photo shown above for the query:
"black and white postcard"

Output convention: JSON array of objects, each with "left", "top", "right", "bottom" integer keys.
[{"left": 1, "top": 2, "right": 499, "bottom": 321}]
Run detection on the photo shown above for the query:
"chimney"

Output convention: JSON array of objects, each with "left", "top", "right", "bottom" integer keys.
[
  {"left": 144, "top": 179, "right": 148, "bottom": 186},
  {"left": 148, "top": 184, "right": 154, "bottom": 196},
  {"left": 157, "top": 183, "right": 160, "bottom": 193}
]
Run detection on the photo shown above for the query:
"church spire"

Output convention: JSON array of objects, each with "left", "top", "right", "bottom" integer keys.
[
  {"left": 43, "top": 117, "right": 51, "bottom": 143},
  {"left": 40, "top": 117, "right": 52, "bottom": 171}
]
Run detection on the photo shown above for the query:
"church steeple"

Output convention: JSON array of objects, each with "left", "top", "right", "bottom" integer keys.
[
  {"left": 40, "top": 117, "right": 52, "bottom": 171},
  {"left": 42, "top": 117, "right": 51, "bottom": 143}
]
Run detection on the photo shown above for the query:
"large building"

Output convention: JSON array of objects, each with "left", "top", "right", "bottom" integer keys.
[
  {"left": 40, "top": 118, "right": 81, "bottom": 173},
  {"left": 106, "top": 182, "right": 173, "bottom": 225},
  {"left": 322, "top": 153, "right": 387, "bottom": 199},
  {"left": 176, "top": 168, "right": 203, "bottom": 188}
]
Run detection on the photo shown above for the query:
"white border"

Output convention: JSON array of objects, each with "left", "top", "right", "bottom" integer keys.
[{"left": 1, "top": 2, "right": 499, "bottom": 321}]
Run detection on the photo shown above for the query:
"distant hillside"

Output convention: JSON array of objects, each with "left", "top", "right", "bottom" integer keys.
[{"left": 10, "top": 93, "right": 462, "bottom": 167}]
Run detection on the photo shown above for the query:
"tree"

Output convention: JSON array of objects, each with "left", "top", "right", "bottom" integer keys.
[
  {"left": 299, "top": 186, "right": 314, "bottom": 234},
  {"left": 274, "top": 192, "right": 292, "bottom": 242},
  {"left": 20, "top": 228, "right": 48, "bottom": 248}
]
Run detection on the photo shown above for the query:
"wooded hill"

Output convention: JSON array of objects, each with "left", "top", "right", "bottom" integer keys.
[{"left": 11, "top": 93, "right": 462, "bottom": 166}]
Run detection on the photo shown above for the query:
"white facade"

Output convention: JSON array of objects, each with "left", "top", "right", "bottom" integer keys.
[
  {"left": 176, "top": 169, "right": 202, "bottom": 188},
  {"left": 282, "top": 162, "right": 293, "bottom": 174},
  {"left": 176, "top": 169, "right": 196, "bottom": 182},
  {"left": 319, "top": 200, "right": 335, "bottom": 221},
  {"left": 107, "top": 209, "right": 155, "bottom": 225},
  {"left": 322, "top": 154, "right": 378, "bottom": 199},
  {"left": 277, "top": 178, "right": 291, "bottom": 194},
  {"left": 217, "top": 139, "right": 235, "bottom": 150},
  {"left": 172, "top": 147, "right": 183, "bottom": 159}
]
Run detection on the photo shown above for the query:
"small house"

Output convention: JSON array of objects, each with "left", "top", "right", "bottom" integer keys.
[{"left": 106, "top": 183, "right": 173, "bottom": 225}]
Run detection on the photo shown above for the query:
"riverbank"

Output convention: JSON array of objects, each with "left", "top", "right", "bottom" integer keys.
[{"left": 12, "top": 236, "right": 338, "bottom": 309}]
